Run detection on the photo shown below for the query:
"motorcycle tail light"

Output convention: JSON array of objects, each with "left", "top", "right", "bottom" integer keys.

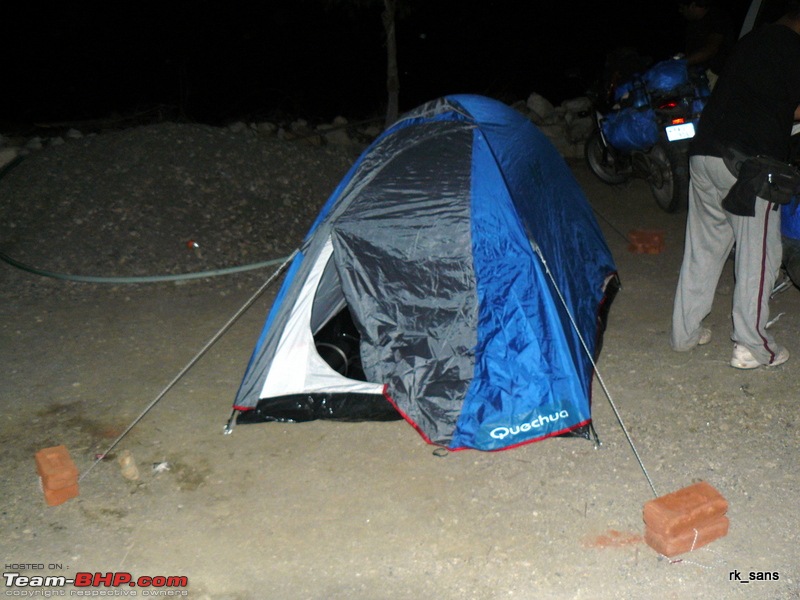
[
  {"left": 658, "top": 100, "right": 680, "bottom": 110},
  {"left": 671, "top": 117, "right": 687, "bottom": 125}
]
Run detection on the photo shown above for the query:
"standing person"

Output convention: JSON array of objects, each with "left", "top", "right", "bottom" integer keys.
[
  {"left": 670, "top": 4, "right": 800, "bottom": 369},
  {"left": 678, "top": 0, "right": 736, "bottom": 89}
]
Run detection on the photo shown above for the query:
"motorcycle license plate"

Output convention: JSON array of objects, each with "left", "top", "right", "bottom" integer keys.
[{"left": 666, "top": 122, "right": 696, "bottom": 142}]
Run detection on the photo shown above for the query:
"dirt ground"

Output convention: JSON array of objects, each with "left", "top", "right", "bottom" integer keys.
[{"left": 1, "top": 132, "right": 799, "bottom": 599}]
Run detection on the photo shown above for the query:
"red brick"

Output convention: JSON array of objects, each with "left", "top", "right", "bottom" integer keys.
[
  {"left": 42, "top": 482, "right": 79, "bottom": 506},
  {"left": 35, "top": 445, "right": 79, "bottom": 490},
  {"left": 644, "top": 515, "right": 729, "bottom": 557},
  {"left": 628, "top": 230, "right": 665, "bottom": 254},
  {"left": 643, "top": 481, "right": 728, "bottom": 536}
]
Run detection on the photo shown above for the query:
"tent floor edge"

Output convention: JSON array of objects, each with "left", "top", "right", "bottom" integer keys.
[
  {"left": 557, "top": 423, "right": 595, "bottom": 442},
  {"left": 235, "top": 392, "right": 403, "bottom": 424}
]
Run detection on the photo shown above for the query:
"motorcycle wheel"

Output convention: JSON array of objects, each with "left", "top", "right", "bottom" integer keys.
[
  {"left": 584, "top": 129, "right": 629, "bottom": 184},
  {"left": 647, "top": 140, "right": 689, "bottom": 213}
]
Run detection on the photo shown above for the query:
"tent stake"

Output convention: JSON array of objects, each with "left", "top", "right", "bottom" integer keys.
[{"left": 79, "top": 250, "right": 297, "bottom": 482}]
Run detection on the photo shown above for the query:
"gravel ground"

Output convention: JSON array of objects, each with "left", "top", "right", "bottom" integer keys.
[
  {"left": 1, "top": 120, "right": 798, "bottom": 599},
  {"left": 0, "top": 122, "right": 361, "bottom": 300}
]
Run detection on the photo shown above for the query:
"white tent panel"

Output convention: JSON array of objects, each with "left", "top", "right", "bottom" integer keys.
[{"left": 259, "top": 236, "right": 385, "bottom": 398}]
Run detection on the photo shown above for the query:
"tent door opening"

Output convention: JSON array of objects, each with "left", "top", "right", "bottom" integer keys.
[
  {"left": 235, "top": 238, "right": 400, "bottom": 425},
  {"left": 314, "top": 306, "right": 366, "bottom": 381}
]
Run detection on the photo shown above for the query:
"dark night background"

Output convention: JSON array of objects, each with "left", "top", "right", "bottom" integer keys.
[{"left": 2, "top": 1, "right": 754, "bottom": 131}]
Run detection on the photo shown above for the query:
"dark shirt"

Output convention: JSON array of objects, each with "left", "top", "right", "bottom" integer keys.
[
  {"left": 691, "top": 23, "right": 800, "bottom": 161},
  {"left": 685, "top": 6, "right": 735, "bottom": 75}
]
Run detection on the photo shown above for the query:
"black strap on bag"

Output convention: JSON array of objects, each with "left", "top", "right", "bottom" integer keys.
[{"left": 721, "top": 147, "right": 800, "bottom": 217}]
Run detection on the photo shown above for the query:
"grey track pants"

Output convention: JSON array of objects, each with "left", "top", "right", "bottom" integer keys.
[{"left": 671, "top": 155, "right": 784, "bottom": 364}]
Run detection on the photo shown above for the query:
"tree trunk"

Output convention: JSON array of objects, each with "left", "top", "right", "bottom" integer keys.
[{"left": 382, "top": 0, "right": 399, "bottom": 128}]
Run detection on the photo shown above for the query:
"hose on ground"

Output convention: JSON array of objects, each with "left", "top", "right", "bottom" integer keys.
[{"left": 0, "top": 249, "right": 293, "bottom": 284}]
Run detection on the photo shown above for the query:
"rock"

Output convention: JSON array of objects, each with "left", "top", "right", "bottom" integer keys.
[
  {"left": 566, "top": 117, "right": 594, "bottom": 144},
  {"left": 290, "top": 119, "right": 310, "bottom": 134},
  {"left": 0, "top": 147, "right": 20, "bottom": 170},
  {"left": 538, "top": 123, "right": 569, "bottom": 151},
  {"left": 562, "top": 96, "right": 592, "bottom": 115},
  {"left": 24, "top": 137, "right": 43, "bottom": 151},
  {"left": 526, "top": 93, "right": 555, "bottom": 122},
  {"left": 227, "top": 121, "right": 249, "bottom": 134},
  {"left": 0, "top": 93, "right": 594, "bottom": 174},
  {"left": 318, "top": 124, "right": 351, "bottom": 146},
  {"left": 256, "top": 122, "right": 278, "bottom": 137},
  {"left": 360, "top": 125, "right": 382, "bottom": 139},
  {"left": 118, "top": 450, "right": 140, "bottom": 481}
]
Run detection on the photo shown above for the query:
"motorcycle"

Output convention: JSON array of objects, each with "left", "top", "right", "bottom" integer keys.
[{"left": 584, "top": 58, "right": 710, "bottom": 213}]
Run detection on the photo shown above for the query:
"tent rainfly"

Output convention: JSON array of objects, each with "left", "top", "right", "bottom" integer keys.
[{"left": 230, "top": 94, "right": 619, "bottom": 451}]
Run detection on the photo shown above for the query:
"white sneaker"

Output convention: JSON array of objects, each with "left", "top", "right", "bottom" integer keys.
[
  {"left": 730, "top": 344, "right": 790, "bottom": 369},
  {"left": 769, "top": 347, "right": 790, "bottom": 367},
  {"left": 698, "top": 328, "right": 712, "bottom": 346}
]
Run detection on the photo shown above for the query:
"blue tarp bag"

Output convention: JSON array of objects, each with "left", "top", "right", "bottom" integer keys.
[
  {"left": 601, "top": 108, "right": 660, "bottom": 152},
  {"left": 782, "top": 202, "right": 800, "bottom": 239},
  {"left": 692, "top": 97, "right": 708, "bottom": 113},
  {"left": 643, "top": 59, "right": 689, "bottom": 94},
  {"left": 614, "top": 79, "right": 650, "bottom": 108}
]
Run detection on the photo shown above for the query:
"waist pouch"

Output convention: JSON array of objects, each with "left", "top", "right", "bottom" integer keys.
[{"left": 721, "top": 148, "right": 800, "bottom": 216}]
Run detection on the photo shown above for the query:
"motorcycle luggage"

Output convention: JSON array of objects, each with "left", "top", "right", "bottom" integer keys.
[
  {"left": 643, "top": 59, "right": 689, "bottom": 94},
  {"left": 601, "top": 107, "right": 660, "bottom": 153},
  {"left": 614, "top": 79, "right": 649, "bottom": 107}
]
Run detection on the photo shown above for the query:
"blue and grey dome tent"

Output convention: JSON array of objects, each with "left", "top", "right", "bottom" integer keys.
[{"left": 231, "top": 94, "right": 619, "bottom": 451}]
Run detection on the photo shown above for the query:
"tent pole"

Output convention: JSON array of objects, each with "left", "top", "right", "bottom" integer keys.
[
  {"left": 79, "top": 250, "right": 298, "bottom": 481},
  {"left": 531, "top": 242, "right": 659, "bottom": 498}
]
